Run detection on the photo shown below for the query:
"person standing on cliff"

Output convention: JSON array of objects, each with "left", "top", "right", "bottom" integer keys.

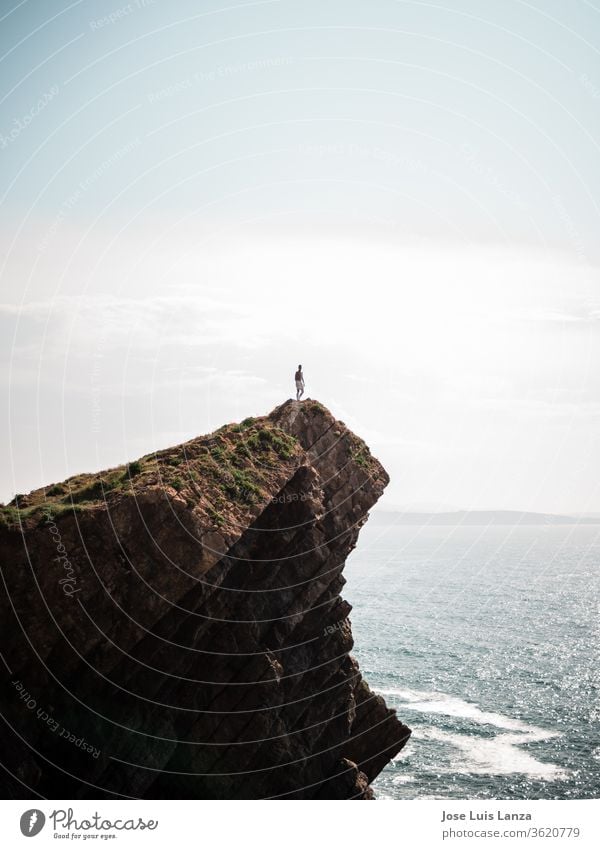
[{"left": 295, "top": 365, "right": 305, "bottom": 401}]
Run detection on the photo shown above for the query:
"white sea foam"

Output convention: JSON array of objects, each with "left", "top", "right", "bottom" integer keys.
[
  {"left": 415, "top": 726, "right": 568, "bottom": 779},
  {"left": 391, "top": 774, "right": 415, "bottom": 784},
  {"left": 379, "top": 687, "right": 568, "bottom": 779},
  {"left": 378, "top": 688, "right": 550, "bottom": 735}
]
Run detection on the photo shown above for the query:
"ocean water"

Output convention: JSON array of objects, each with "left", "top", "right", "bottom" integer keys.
[{"left": 344, "top": 523, "right": 600, "bottom": 800}]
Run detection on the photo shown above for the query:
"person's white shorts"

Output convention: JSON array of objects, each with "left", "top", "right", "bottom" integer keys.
[{"left": 295, "top": 380, "right": 303, "bottom": 391}]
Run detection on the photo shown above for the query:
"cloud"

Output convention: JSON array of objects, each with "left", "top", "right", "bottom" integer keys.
[{"left": 2, "top": 223, "right": 600, "bottom": 511}]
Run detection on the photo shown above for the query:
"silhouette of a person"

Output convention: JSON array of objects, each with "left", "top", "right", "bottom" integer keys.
[{"left": 295, "top": 364, "right": 305, "bottom": 400}]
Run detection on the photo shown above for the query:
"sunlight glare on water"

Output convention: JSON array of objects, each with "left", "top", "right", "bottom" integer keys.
[{"left": 345, "top": 524, "right": 600, "bottom": 799}]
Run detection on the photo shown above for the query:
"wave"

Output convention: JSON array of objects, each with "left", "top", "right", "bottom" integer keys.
[
  {"left": 377, "top": 687, "right": 552, "bottom": 735},
  {"left": 378, "top": 687, "right": 568, "bottom": 779},
  {"left": 414, "top": 726, "right": 568, "bottom": 779}
]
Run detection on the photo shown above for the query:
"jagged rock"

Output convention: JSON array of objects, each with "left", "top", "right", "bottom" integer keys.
[{"left": 0, "top": 399, "right": 410, "bottom": 799}]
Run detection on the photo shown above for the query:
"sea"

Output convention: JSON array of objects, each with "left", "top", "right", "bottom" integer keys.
[{"left": 344, "top": 522, "right": 600, "bottom": 800}]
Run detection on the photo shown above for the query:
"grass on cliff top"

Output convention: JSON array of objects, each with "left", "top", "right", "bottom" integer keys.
[
  {"left": 347, "top": 432, "right": 379, "bottom": 474},
  {"left": 0, "top": 501, "right": 97, "bottom": 531},
  {"left": 0, "top": 418, "right": 300, "bottom": 531}
]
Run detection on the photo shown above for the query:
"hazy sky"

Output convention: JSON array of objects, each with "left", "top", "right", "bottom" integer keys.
[{"left": 1, "top": 0, "right": 599, "bottom": 513}]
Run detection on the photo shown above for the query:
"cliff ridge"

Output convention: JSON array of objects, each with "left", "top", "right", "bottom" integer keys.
[{"left": 0, "top": 399, "right": 410, "bottom": 799}]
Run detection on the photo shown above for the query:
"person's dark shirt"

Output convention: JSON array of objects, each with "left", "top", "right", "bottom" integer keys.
[{"left": 295, "top": 369, "right": 303, "bottom": 382}]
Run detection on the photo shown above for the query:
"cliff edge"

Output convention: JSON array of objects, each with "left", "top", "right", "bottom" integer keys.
[{"left": 0, "top": 399, "right": 410, "bottom": 799}]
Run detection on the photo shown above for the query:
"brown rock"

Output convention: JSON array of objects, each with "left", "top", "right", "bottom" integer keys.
[{"left": 0, "top": 399, "right": 410, "bottom": 799}]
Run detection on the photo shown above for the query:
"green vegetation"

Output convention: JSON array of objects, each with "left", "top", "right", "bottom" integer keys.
[
  {"left": 268, "top": 430, "right": 297, "bottom": 460},
  {"left": 210, "top": 445, "right": 228, "bottom": 463},
  {"left": 207, "top": 506, "right": 225, "bottom": 527},
  {"left": 244, "top": 427, "right": 297, "bottom": 459},
  {"left": 224, "top": 468, "right": 261, "bottom": 503},
  {"left": 234, "top": 442, "right": 252, "bottom": 460},
  {"left": 353, "top": 449, "right": 369, "bottom": 469},
  {"left": 0, "top": 501, "right": 95, "bottom": 530},
  {"left": 67, "top": 472, "right": 124, "bottom": 504},
  {"left": 0, "top": 505, "right": 22, "bottom": 528},
  {"left": 1, "top": 415, "right": 302, "bottom": 530},
  {"left": 350, "top": 435, "right": 373, "bottom": 470},
  {"left": 44, "top": 503, "right": 96, "bottom": 521}
]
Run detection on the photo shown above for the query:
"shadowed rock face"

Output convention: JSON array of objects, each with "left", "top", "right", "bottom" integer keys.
[{"left": 0, "top": 400, "right": 410, "bottom": 799}]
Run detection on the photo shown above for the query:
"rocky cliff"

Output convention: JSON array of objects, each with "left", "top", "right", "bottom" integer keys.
[{"left": 0, "top": 399, "right": 410, "bottom": 799}]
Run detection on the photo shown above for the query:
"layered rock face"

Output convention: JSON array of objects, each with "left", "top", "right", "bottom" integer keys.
[{"left": 0, "top": 400, "right": 410, "bottom": 799}]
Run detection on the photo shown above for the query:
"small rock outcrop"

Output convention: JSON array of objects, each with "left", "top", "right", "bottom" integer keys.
[{"left": 0, "top": 400, "right": 410, "bottom": 799}]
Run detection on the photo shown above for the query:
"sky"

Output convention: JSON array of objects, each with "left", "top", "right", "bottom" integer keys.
[{"left": 1, "top": 0, "right": 599, "bottom": 513}]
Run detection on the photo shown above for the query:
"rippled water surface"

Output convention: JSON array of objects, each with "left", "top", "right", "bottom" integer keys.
[{"left": 345, "top": 523, "right": 600, "bottom": 799}]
